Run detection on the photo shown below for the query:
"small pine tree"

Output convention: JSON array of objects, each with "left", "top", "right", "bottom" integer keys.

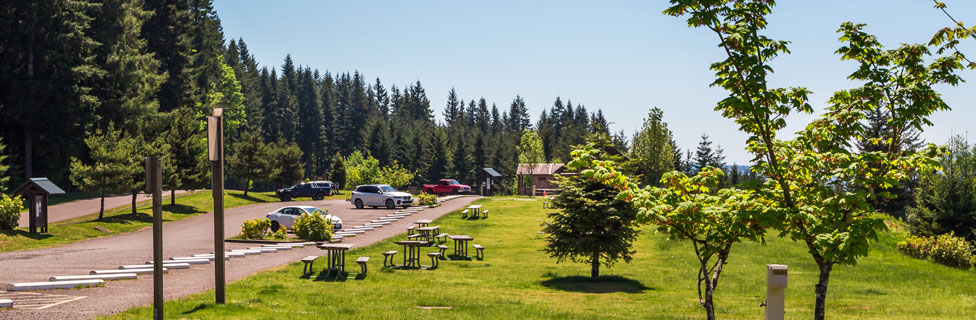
[
  {"left": 69, "top": 126, "right": 132, "bottom": 219},
  {"left": 227, "top": 127, "right": 273, "bottom": 196},
  {"left": 544, "top": 135, "right": 638, "bottom": 278},
  {"left": 330, "top": 153, "right": 346, "bottom": 190},
  {"left": 270, "top": 140, "right": 305, "bottom": 188}
]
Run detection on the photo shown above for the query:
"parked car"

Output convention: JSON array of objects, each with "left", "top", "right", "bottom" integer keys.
[
  {"left": 423, "top": 179, "right": 471, "bottom": 195},
  {"left": 349, "top": 184, "right": 413, "bottom": 209},
  {"left": 266, "top": 205, "right": 343, "bottom": 232},
  {"left": 276, "top": 181, "right": 334, "bottom": 201}
]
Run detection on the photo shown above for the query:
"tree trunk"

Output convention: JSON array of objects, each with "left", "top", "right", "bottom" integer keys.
[
  {"left": 591, "top": 252, "right": 600, "bottom": 278},
  {"left": 24, "top": 126, "right": 33, "bottom": 179},
  {"left": 170, "top": 189, "right": 175, "bottom": 205},
  {"left": 98, "top": 191, "right": 105, "bottom": 220},
  {"left": 244, "top": 179, "right": 249, "bottom": 196},
  {"left": 131, "top": 192, "right": 137, "bottom": 214},
  {"left": 814, "top": 262, "right": 833, "bottom": 320},
  {"left": 703, "top": 281, "right": 716, "bottom": 320}
]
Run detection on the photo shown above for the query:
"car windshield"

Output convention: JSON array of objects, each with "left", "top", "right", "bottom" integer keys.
[
  {"left": 379, "top": 186, "right": 396, "bottom": 193},
  {"left": 301, "top": 208, "right": 327, "bottom": 215}
]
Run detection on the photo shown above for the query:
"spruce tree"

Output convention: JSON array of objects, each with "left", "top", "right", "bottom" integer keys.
[
  {"left": 227, "top": 126, "right": 273, "bottom": 196},
  {"left": 444, "top": 88, "right": 463, "bottom": 128},
  {"left": 330, "top": 153, "right": 346, "bottom": 190},
  {"left": 632, "top": 107, "right": 676, "bottom": 186},
  {"left": 69, "top": 126, "right": 134, "bottom": 219},
  {"left": 164, "top": 108, "right": 208, "bottom": 204},
  {"left": 143, "top": 0, "right": 194, "bottom": 112},
  {"left": 270, "top": 140, "right": 304, "bottom": 188}
]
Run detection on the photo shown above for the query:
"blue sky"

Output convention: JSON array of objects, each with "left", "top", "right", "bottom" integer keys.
[{"left": 214, "top": 0, "right": 976, "bottom": 164}]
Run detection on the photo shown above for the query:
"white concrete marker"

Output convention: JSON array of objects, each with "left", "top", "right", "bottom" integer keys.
[
  {"left": 173, "top": 256, "right": 217, "bottom": 261},
  {"left": 50, "top": 274, "right": 137, "bottom": 281},
  {"left": 120, "top": 263, "right": 190, "bottom": 270},
  {"left": 229, "top": 249, "right": 262, "bottom": 255},
  {"left": 92, "top": 268, "right": 166, "bottom": 275},
  {"left": 7, "top": 279, "right": 104, "bottom": 291},
  {"left": 248, "top": 247, "right": 278, "bottom": 253},
  {"left": 0, "top": 299, "right": 11, "bottom": 308}
]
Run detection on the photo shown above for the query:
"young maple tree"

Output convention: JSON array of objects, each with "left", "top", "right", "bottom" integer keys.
[{"left": 659, "top": 1, "right": 967, "bottom": 319}]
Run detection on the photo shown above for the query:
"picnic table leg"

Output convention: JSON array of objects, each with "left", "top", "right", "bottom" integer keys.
[{"left": 402, "top": 244, "right": 407, "bottom": 267}]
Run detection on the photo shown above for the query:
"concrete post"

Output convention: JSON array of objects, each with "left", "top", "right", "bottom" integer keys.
[{"left": 765, "top": 264, "right": 788, "bottom": 320}]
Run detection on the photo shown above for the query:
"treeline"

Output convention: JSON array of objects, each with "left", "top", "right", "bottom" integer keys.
[{"left": 0, "top": 0, "right": 625, "bottom": 197}]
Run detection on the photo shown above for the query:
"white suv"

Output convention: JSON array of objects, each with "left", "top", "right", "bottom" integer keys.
[{"left": 349, "top": 184, "right": 413, "bottom": 209}]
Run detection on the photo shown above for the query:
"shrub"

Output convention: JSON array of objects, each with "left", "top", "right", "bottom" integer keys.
[
  {"left": 897, "top": 233, "right": 976, "bottom": 270},
  {"left": 271, "top": 228, "right": 287, "bottom": 240},
  {"left": 293, "top": 212, "right": 333, "bottom": 241},
  {"left": 0, "top": 193, "right": 24, "bottom": 230},
  {"left": 240, "top": 218, "right": 271, "bottom": 240},
  {"left": 417, "top": 192, "right": 438, "bottom": 206}
]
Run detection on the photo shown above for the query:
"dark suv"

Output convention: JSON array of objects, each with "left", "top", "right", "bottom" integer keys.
[{"left": 276, "top": 181, "right": 334, "bottom": 201}]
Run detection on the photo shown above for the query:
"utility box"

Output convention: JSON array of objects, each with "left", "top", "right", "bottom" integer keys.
[{"left": 765, "top": 264, "right": 788, "bottom": 320}]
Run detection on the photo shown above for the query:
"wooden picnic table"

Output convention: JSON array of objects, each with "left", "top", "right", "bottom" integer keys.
[
  {"left": 413, "top": 219, "right": 433, "bottom": 228},
  {"left": 317, "top": 243, "right": 355, "bottom": 276},
  {"left": 415, "top": 226, "right": 440, "bottom": 243},
  {"left": 393, "top": 240, "right": 427, "bottom": 268},
  {"left": 448, "top": 235, "right": 474, "bottom": 259},
  {"left": 466, "top": 205, "right": 483, "bottom": 216}
]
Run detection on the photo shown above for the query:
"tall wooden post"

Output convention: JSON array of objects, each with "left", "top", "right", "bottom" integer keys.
[
  {"left": 146, "top": 156, "right": 163, "bottom": 319},
  {"left": 208, "top": 108, "right": 226, "bottom": 304}
]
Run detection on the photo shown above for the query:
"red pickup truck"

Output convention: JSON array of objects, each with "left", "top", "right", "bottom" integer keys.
[{"left": 423, "top": 179, "right": 472, "bottom": 195}]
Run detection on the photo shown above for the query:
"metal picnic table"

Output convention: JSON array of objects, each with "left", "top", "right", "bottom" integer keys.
[
  {"left": 317, "top": 243, "right": 355, "bottom": 276},
  {"left": 413, "top": 219, "right": 432, "bottom": 228},
  {"left": 393, "top": 240, "right": 427, "bottom": 268},
  {"left": 415, "top": 226, "right": 440, "bottom": 243},
  {"left": 448, "top": 235, "right": 474, "bottom": 259},
  {"left": 466, "top": 204, "right": 483, "bottom": 216}
]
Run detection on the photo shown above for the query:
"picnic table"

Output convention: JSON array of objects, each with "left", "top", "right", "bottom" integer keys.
[
  {"left": 466, "top": 205, "right": 483, "bottom": 216},
  {"left": 317, "top": 243, "right": 355, "bottom": 276},
  {"left": 413, "top": 219, "right": 432, "bottom": 228},
  {"left": 415, "top": 226, "right": 440, "bottom": 243},
  {"left": 448, "top": 235, "right": 474, "bottom": 259},
  {"left": 393, "top": 240, "right": 428, "bottom": 268}
]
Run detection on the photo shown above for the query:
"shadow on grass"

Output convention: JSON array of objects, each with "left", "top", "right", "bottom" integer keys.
[
  {"left": 541, "top": 275, "right": 653, "bottom": 294},
  {"left": 163, "top": 203, "right": 204, "bottom": 215},
  {"left": 1, "top": 229, "right": 54, "bottom": 240},
  {"left": 228, "top": 192, "right": 272, "bottom": 203},
  {"left": 311, "top": 269, "right": 349, "bottom": 282},
  {"left": 181, "top": 302, "right": 214, "bottom": 315}
]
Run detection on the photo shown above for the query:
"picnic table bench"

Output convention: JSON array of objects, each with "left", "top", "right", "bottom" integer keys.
[
  {"left": 473, "top": 244, "right": 485, "bottom": 260},
  {"left": 301, "top": 256, "right": 318, "bottom": 274},
  {"left": 381, "top": 251, "right": 398, "bottom": 267},
  {"left": 356, "top": 256, "right": 369, "bottom": 276}
]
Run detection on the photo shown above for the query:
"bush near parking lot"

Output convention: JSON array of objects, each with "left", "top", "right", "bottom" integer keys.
[
  {"left": 293, "top": 212, "right": 333, "bottom": 241},
  {"left": 241, "top": 218, "right": 272, "bottom": 240},
  {"left": 0, "top": 193, "right": 24, "bottom": 230},
  {"left": 417, "top": 192, "right": 437, "bottom": 206},
  {"left": 898, "top": 233, "right": 976, "bottom": 270}
]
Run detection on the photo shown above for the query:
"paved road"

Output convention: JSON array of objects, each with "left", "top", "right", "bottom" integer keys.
[
  {"left": 0, "top": 196, "right": 480, "bottom": 319},
  {"left": 18, "top": 191, "right": 191, "bottom": 228}
]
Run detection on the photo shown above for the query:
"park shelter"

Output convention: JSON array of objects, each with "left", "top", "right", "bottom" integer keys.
[
  {"left": 476, "top": 168, "right": 503, "bottom": 196},
  {"left": 515, "top": 163, "right": 575, "bottom": 196},
  {"left": 13, "top": 178, "right": 66, "bottom": 233}
]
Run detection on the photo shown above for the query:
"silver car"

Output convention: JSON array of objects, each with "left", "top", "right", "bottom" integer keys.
[
  {"left": 349, "top": 184, "right": 413, "bottom": 209},
  {"left": 266, "top": 206, "right": 343, "bottom": 232}
]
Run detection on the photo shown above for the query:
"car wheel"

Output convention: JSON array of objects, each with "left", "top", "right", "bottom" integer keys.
[
  {"left": 385, "top": 199, "right": 395, "bottom": 209},
  {"left": 354, "top": 199, "right": 364, "bottom": 209},
  {"left": 270, "top": 221, "right": 280, "bottom": 232},
  {"left": 402, "top": 205, "right": 410, "bottom": 209},
  {"left": 314, "top": 192, "right": 325, "bottom": 201},
  {"left": 281, "top": 194, "right": 291, "bottom": 202}
]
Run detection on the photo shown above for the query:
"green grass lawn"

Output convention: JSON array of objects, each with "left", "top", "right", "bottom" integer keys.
[
  {"left": 0, "top": 190, "right": 278, "bottom": 252},
  {"left": 105, "top": 197, "right": 976, "bottom": 319}
]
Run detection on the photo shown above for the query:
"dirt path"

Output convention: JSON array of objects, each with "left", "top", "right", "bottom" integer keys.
[
  {"left": 0, "top": 196, "right": 479, "bottom": 319},
  {"left": 17, "top": 190, "right": 192, "bottom": 228}
]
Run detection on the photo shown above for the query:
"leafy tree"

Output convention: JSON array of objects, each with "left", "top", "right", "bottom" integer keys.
[
  {"left": 227, "top": 126, "right": 274, "bottom": 196},
  {"left": 69, "top": 127, "right": 132, "bottom": 219},
  {"left": 269, "top": 140, "right": 304, "bottom": 188},
  {"left": 343, "top": 151, "right": 381, "bottom": 187},
  {"left": 0, "top": 193, "right": 24, "bottom": 230},
  {"left": 544, "top": 137, "right": 638, "bottom": 278},
  {"left": 329, "top": 153, "right": 346, "bottom": 190},
  {"left": 664, "top": 2, "right": 966, "bottom": 318},
  {"left": 518, "top": 130, "right": 544, "bottom": 166},
  {"left": 380, "top": 161, "right": 415, "bottom": 189},
  {"left": 201, "top": 56, "right": 247, "bottom": 141},
  {"left": 632, "top": 107, "right": 675, "bottom": 186},
  {"left": 907, "top": 135, "right": 976, "bottom": 242}
]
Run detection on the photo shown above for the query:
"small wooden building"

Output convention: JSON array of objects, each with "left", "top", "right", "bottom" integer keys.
[
  {"left": 13, "top": 178, "right": 66, "bottom": 233},
  {"left": 476, "top": 168, "right": 503, "bottom": 196},
  {"left": 516, "top": 163, "right": 575, "bottom": 196}
]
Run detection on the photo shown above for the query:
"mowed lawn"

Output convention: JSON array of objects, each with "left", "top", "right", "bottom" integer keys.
[
  {"left": 0, "top": 190, "right": 277, "bottom": 252},
  {"left": 107, "top": 197, "right": 976, "bottom": 319}
]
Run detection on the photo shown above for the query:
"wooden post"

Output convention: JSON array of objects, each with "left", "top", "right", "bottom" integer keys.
[
  {"left": 209, "top": 108, "right": 226, "bottom": 304},
  {"left": 146, "top": 156, "right": 163, "bottom": 319}
]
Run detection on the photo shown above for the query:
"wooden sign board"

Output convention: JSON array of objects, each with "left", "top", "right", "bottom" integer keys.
[{"left": 208, "top": 116, "right": 218, "bottom": 161}]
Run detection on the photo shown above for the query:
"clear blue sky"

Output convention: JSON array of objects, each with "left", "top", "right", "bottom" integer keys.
[{"left": 214, "top": 0, "right": 976, "bottom": 164}]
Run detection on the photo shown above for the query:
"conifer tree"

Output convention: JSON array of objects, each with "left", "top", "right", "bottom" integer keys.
[
  {"left": 444, "top": 88, "right": 463, "bottom": 128},
  {"left": 269, "top": 140, "right": 304, "bottom": 188},
  {"left": 227, "top": 126, "right": 273, "bottom": 196},
  {"left": 632, "top": 108, "right": 676, "bottom": 186},
  {"left": 507, "top": 95, "right": 531, "bottom": 133},
  {"left": 330, "top": 153, "right": 346, "bottom": 190},
  {"left": 143, "top": 0, "right": 194, "bottom": 112},
  {"left": 69, "top": 126, "right": 134, "bottom": 219}
]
